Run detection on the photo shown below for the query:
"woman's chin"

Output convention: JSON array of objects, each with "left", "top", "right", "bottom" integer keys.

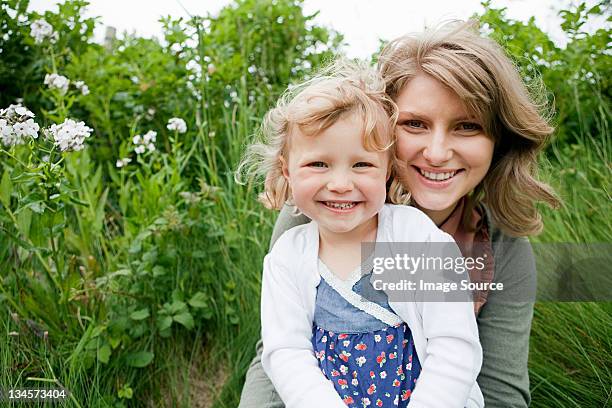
[{"left": 412, "top": 192, "right": 460, "bottom": 215}]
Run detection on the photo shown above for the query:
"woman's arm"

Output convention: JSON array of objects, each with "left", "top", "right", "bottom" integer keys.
[
  {"left": 238, "top": 205, "right": 309, "bottom": 408},
  {"left": 476, "top": 236, "right": 536, "bottom": 407}
]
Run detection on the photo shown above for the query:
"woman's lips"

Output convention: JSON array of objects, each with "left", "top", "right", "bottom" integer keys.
[{"left": 412, "top": 165, "right": 464, "bottom": 189}]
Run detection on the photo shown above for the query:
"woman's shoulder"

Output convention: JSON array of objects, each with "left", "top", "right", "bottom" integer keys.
[
  {"left": 269, "top": 219, "right": 316, "bottom": 260},
  {"left": 482, "top": 205, "right": 536, "bottom": 288}
]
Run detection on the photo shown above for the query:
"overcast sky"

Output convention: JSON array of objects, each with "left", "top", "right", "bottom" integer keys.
[{"left": 28, "top": 0, "right": 604, "bottom": 58}]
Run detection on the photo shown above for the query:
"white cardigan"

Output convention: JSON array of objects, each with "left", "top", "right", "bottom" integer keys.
[{"left": 261, "top": 204, "right": 484, "bottom": 408}]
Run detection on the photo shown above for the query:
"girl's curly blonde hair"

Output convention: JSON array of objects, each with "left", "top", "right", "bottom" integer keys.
[{"left": 236, "top": 59, "right": 398, "bottom": 210}]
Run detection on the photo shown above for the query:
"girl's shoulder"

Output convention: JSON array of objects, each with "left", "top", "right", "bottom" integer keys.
[{"left": 269, "top": 219, "right": 316, "bottom": 259}]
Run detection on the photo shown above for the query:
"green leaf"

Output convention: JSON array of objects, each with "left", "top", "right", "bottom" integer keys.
[
  {"left": 156, "top": 315, "right": 172, "bottom": 332},
  {"left": 97, "top": 344, "right": 111, "bottom": 364},
  {"left": 188, "top": 292, "right": 208, "bottom": 308},
  {"left": 168, "top": 300, "right": 187, "bottom": 315},
  {"left": 0, "top": 171, "right": 12, "bottom": 208},
  {"left": 173, "top": 311, "right": 194, "bottom": 330},
  {"left": 125, "top": 351, "right": 154, "bottom": 368},
  {"left": 152, "top": 265, "right": 166, "bottom": 276},
  {"left": 129, "top": 308, "right": 150, "bottom": 321}
]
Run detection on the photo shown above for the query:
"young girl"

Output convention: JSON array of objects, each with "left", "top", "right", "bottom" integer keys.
[{"left": 237, "top": 61, "right": 483, "bottom": 408}]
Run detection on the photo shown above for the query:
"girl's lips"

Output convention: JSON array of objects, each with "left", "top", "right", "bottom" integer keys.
[{"left": 412, "top": 165, "right": 464, "bottom": 189}]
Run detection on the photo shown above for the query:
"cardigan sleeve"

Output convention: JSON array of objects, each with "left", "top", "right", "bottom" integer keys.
[{"left": 260, "top": 250, "right": 346, "bottom": 408}]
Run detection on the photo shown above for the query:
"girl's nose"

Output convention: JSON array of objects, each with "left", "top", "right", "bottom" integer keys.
[
  {"left": 327, "top": 171, "right": 354, "bottom": 193},
  {"left": 422, "top": 131, "right": 453, "bottom": 164}
]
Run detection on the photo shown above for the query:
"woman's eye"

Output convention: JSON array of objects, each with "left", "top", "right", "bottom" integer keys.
[
  {"left": 354, "top": 162, "right": 373, "bottom": 168},
  {"left": 459, "top": 122, "right": 482, "bottom": 132},
  {"left": 404, "top": 120, "right": 423, "bottom": 129},
  {"left": 307, "top": 161, "right": 327, "bottom": 168}
]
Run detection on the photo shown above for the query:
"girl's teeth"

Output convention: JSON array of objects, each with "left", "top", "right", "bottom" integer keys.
[
  {"left": 419, "top": 169, "right": 457, "bottom": 181},
  {"left": 326, "top": 202, "right": 356, "bottom": 209}
]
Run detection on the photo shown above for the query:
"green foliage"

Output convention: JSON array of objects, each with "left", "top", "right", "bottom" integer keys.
[{"left": 476, "top": 0, "right": 611, "bottom": 146}]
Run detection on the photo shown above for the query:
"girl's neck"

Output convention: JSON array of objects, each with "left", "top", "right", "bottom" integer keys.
[
  {"left": 318, "top": 215, "right": 378, "bottom": 280},
  {"left": 318, "top": 215, "right": 378, "bottom": 248}
]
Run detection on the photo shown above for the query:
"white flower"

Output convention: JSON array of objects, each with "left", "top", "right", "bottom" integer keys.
[
  {"left": 116, "top": 157, "right": 132, "bottom": 168},
  {"left": 13, "top": 119, "right": 39, "bottom": 138},
  {"left": 142, "top": 130, "right": 156, "bottom": 143},
  {"left": 132, "top": 130, "right": 156, "bottom": 155},
  {"left": 207, "top": 63, "right": 216, "bottom": 75},
  {"left": 44, "top": 73, "right": 70, "bottom": 94},
  {"left": 73, "top": 80, "right": 89, "bottom": 95},
  {"left": 15, "top": 106, "right": 34, "bottom": 117},
  {"left": 30, "top": 19, "right": 57, "bottom": 44},
  {"left": 166, "top": 117, "right": 186, "bottom": 133},
  {"left": 1, "top": 104, "right": 34, "bottom": 120},
  {"left": 0, "top": 104, "right": 39, "bottom": 146},
  {"left": 47, "top": 118, "right": 93, "bottom": 151}
]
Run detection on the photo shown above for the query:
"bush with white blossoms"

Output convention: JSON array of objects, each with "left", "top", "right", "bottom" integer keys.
[
  {"left": 133, "top": 130, "right": 156, "bottom": 154},
  {"left": 0, "top": 104, "right": 40, "bottom": 147},
  {"left": 44, "top": 73, "right": 70, "bottom": 95},
  {"left": 46, "top": 118, "right": 93, "bottom": 152},
  {"left": 167, "top": 117, "right": 187, "bottom": 133},
  {"left": 30, "top": 19, "right": 58, "bottom": 44}
]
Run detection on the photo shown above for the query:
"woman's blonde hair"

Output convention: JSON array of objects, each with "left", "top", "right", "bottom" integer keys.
[
  {"left": 236, "top": 59, "right": 398, "bottom": 210},
  {"left": 379, "top": 21, "right": 560, "bottom": 236}
]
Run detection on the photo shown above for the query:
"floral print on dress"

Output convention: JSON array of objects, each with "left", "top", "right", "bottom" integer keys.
[{"left": 312, "top": 323, "right": 421, "bottom": 407}]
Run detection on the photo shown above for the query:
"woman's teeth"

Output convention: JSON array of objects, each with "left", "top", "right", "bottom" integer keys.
[
  {"left": 419, "top": 169, "right": 457, "bottom": 181},
  {"left": 325, "top": 202, "right": 356, "bottom": 209}
]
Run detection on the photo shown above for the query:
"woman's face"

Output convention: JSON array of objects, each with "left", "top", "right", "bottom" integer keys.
[{"left": 394, "top": 73, "right": 495, "bottom": 224}]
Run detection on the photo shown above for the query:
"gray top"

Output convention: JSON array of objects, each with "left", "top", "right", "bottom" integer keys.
[{"left": 238, "top": 204, "right": 535, "bottom": 408}]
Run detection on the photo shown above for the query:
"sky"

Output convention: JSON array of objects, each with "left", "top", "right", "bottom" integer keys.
[{"left": 28, "top": 0, "right": 605, "bottom": 58}]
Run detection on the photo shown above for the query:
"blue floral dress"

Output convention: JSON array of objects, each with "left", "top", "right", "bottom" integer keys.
[{"left": 312, "top": 260, "right": 422, "bottom": 407}]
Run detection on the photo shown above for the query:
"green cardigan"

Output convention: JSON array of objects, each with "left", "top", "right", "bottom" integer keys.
[{"left": 238, "top": 204, "right": 536, "bottom": 408}]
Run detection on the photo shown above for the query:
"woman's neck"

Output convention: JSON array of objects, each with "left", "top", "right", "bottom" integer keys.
[{"left": 417, "top": 201, "right": 460, "bottom": 227}]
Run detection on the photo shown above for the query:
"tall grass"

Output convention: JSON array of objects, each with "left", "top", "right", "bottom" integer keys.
[{"left": 527, "top": 92, "right": 612, "bottom": 407}]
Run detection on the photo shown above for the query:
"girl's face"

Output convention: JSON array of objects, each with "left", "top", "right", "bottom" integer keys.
[
  {"left": 281, "top": 112, "right": 390, "bottom": 237},
  {"left": 394, "top": 73, "right": 495, "bottom": 224}
]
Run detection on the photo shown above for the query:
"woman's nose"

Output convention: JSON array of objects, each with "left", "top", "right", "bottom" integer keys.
[
  {"left": 422, "top": 131, "right": 453, "bottom": 164},
  {"left": 327, "top": 171, "right": 353, "bottom": 193}
]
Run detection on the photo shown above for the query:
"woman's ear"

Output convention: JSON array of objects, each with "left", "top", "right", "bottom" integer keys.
[{"left": 279, "top": 155, "right": 290, "bottom": 183}]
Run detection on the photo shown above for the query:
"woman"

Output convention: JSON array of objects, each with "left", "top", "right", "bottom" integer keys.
[{"left": 238, "top": 21, "right": 559, "bottom": 408}]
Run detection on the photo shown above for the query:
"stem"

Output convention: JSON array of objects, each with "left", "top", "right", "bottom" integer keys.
[{"left": 3, "top": 207, "right": 61, "bottom": 295}]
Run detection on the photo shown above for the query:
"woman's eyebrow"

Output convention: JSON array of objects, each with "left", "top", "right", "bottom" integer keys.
[
  {"left": 398, "top": 111, "right": 479, "bottom": 123},
  {"left": 397, "top": 111, "right": 427, "bottom": 120}
]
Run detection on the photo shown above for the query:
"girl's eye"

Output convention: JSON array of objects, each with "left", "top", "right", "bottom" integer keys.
[
  {"left": 307, "top": 161, "right": 327, "bottom": 168},
  {"left": 354, "top": 162, "right": 374, "bottom": 168}
]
